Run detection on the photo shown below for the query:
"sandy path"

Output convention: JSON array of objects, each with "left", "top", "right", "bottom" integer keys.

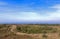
[{"left": 10, "top": 25, "right": 60, "bottom": 39}]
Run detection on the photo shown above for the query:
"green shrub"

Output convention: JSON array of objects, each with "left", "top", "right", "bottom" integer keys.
[{"left": 16, "top": 26, "right": 57, "bottom": 34}]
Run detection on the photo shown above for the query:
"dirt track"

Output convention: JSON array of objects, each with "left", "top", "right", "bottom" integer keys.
[{"left": 10, "top": 25, "right": 60, "bottom": 39}]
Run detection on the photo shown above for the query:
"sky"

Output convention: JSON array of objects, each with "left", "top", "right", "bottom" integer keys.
[{"left": 0, "top": 0, "right": 60, "bottom": 24}]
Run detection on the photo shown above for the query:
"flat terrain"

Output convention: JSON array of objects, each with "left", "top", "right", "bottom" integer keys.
[{"left": 0, "top": 24, "right": 60, "bottom": 39}]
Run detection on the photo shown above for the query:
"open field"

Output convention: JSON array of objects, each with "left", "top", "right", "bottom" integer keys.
[{"left": 0, "top": 24, "right": 60, "bottom": 39}]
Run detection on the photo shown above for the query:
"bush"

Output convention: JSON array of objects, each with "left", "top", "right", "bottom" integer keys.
[{"left": 16, "top": 26, "right": 57, "bottom": 34}]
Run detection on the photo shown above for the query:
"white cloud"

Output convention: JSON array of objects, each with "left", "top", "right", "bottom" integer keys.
[
  {"left": 0, "top": 11, "right": 58, "bottom": 22},
  {"left": 45, "top": 4, "right": 60, "bottom": 20},
  {"left": 0, "top": 12, "right": 41, "bottom": 21},
  {"left": 50, "top": 4, "right": 60, "bottom": 9},
  {"left": 0, "top": 4, "right": 60, "bottom": 22}
]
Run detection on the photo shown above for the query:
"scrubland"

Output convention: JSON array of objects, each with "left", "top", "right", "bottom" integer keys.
[{"left": 0, "top": 24, "right": 60, "bottom": 39}]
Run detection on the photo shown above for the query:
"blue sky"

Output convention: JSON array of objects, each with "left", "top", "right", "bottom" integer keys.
[{"left": 0, "top": 0, "right": 60, "bottom": 24}]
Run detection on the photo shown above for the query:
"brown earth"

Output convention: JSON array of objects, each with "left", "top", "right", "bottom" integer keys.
[{"left": 0, "top": 24, "right": 60, "bottom": 39}]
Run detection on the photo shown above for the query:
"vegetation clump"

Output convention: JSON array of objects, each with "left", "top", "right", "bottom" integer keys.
[{"left": 16, "top": 26, "right": 57, "bottom": 34}]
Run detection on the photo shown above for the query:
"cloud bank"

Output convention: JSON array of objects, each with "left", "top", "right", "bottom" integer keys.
[{"left": 0, "top": 1, "right": 60, "bottom": 24}]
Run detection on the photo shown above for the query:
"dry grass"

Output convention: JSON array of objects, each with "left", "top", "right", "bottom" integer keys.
[{"left": 0, "top": 24, "right": 60, "bottom": 39}]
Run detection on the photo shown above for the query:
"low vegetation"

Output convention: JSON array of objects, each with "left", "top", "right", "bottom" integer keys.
[
  {"left": 16, "top": 25, "right": 58, "bottom": 34},
  {"left": 0, "top": 24, "right": 60, "bottom": 39}
]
